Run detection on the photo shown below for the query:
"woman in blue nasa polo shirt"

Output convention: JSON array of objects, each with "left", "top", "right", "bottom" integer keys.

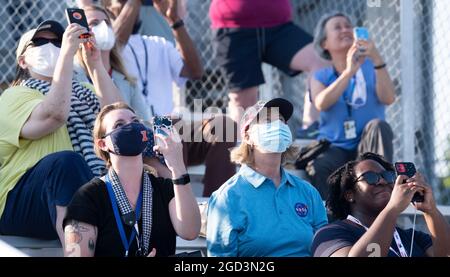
[{"left": 207, "top": 98, "right": 328, "bottom": 257}]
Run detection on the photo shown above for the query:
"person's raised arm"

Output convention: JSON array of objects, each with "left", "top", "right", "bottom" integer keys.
[
  {"left": 153, "top": 0, "right": 203, "bottom": 79},
  {"left": 311, "top": 44, "right": 363, "bottom": 111},
  {"left": 81, "top": 34, "right": 122, "bottom": 107},
  {"left": 110, "top": 0, "right": 142, "bottom": 47},
  {"left": 412, "top": 174, "right": 450, "bottom": 257},
  {"left": 359, "top": 40, "right": 395, "bottom": 105},
  {"left": 153, "top": 128, "right": 201, "bottom": 240},
  {"left": 20, "top": 24, "right": 87, "bottom": 140}
]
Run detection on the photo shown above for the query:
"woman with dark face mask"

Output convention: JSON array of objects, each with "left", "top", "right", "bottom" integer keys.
[
  {"left": 0, "top": 20, "right": 120, "bottom": 245},
  {"left": 63, "top": 102, "right": 200, "bottom": 257},
  {"left": 207, "top": 98, "right": 328, "bottom": 257},
  {"left": 311, "top": 153, "right": 450, "bottom": 257}
]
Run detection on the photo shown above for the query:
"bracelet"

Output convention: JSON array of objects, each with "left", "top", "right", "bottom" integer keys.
[
  {"left": 172, "top": 173, "right": 190, "bottom": 185},
  {"left": 374, "top": 63, "right": 387, "bottom": 70},
  {"left": 171, "top": 19, "right": 184, "bottom": 30}
]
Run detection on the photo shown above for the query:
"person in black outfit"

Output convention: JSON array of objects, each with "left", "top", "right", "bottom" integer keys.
[
  {"left": 63, "top": 102, "right": 200, "bottom": 257},
  {"left": 311, "top": 153, "right": 450, "bottom": 257}
]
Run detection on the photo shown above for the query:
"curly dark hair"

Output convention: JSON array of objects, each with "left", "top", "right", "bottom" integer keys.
[{"left": 326, "top": 152, "right": 395, "bottom": 220}]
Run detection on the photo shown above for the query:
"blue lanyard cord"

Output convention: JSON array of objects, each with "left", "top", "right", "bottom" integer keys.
[
  {"left": 129, "top": 37, "right": 149, "bottom": 96},
  {"left": 105, "top": 174, "right": 143, "bottom": 257}
]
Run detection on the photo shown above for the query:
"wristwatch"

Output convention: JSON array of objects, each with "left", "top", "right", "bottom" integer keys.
[
  {"left": 172, "top": 174, "right": 190, "bottom": 185},
  {"left": 171, "top": 19, "right": 184, "bottom": 30}
]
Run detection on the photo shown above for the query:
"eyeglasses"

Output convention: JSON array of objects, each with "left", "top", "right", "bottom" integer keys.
[
  {"left": 30, "top": 37, "right": 62, "bottom": 48},
  {"left": 354, "top": 171, "right": 396, "bottom": 186}
]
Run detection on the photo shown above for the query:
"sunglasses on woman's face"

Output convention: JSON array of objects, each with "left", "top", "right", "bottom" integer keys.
[
  {"left": 31, "top": 37, "right": 62, "bottom": 48},
  {"left": 355, "top": 170, "right": 396, "bottom": 186}
]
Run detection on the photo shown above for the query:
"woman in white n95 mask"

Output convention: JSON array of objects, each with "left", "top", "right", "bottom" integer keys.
[{"left": 75, "top": 4, "right": 152, "bottom": 123}]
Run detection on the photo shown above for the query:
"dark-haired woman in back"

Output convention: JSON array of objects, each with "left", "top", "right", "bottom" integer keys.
[{"left": 311, "top": 153, "right": 450, "bottom": 257}]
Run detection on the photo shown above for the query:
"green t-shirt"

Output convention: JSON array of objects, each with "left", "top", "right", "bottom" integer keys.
[{"left": 0, "top": 86, "right": 73, "bottom": 217}]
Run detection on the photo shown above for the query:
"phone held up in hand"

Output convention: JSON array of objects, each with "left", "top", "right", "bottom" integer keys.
[
  {"left": 152, "top": 116, "right": 172, "bottom": 153},
  {"left": 65, "top": 8, "right": 91, "bottom": 39},
  {"left": 394, "top": 162, "right": 424, "bottom": 203},
  {"left": 354, "top": 27, "right": 369, "bottom": 41}
]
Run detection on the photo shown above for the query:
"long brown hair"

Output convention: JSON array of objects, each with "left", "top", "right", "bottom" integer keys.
[
  {"left": 11, "top": 64, "right": 31, "bottom": 87},
  {"left": 77, "top": 4, "right": 136, "bottom": 86}
]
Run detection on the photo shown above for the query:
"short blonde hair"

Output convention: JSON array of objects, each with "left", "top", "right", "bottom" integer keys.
[{"left": 230, "top": 142, "right": 300, "bottom": 166}]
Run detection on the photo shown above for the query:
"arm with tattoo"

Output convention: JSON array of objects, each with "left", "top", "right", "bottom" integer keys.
[{"left": 64, "top": 220, "right": 98, "bottom": 257}]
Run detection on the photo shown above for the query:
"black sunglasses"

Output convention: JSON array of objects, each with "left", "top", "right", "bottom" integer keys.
[
  {"left": 31, "top": 37, "right": 62, "bottom": 48},
  {"left": 355, "top": 171, "right": 396, "bottom": 186}
]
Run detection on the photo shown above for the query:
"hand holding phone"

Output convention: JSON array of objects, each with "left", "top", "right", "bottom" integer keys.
[
  {"left": 395, "top": 162, "right": 424, "bottom": 203},
  {"left": 152, "top": 116, "right": 173, "bottom": 154},
  {"left": 65, "top": 8, "right": 90, "bottom": 39},
  {"left": 354, "top": 27, "right": 369, "bottom": 41}
]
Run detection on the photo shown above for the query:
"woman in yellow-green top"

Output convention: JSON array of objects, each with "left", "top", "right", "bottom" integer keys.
[{"left": 0, "top": 19, "right": 121, "bottom": 245}]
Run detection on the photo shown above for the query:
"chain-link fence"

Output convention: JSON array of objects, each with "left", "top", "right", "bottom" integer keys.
[{"left": 1, "top": 0, "right": 449, "bottom": 203}]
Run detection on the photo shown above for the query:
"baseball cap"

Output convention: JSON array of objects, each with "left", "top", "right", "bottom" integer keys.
[
  {"left": 240, "top": 98, "right": 294, "bottom": 138},
  {"left": 16, "top": 20, "right": 64, "bottom": 61}
]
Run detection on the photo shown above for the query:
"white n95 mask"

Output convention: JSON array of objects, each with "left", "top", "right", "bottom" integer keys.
[
  {"left": 24, "top": 43, "right": 60, "bottom": 77},
  {"left": 92, "top": 20, "right": 116, "bottom": 51}
]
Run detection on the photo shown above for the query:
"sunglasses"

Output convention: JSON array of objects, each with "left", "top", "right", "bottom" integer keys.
[
  {"left": 30, "top": 37, "right": 62, "bottom": 48},
  {"left": 355, "top": 170, "right": 396, "bottom": 186}
]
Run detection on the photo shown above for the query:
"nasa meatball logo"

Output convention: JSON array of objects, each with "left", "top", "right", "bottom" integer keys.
[{"left": 295, "top": 203, "right": 308, "bottom": 217}]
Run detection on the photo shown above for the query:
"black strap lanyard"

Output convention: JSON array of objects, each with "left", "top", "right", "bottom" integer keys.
[
  {"left": 334, "top": 68, "right": 356, "bottom": 118},
  {"left": 129, "top": 37, "right": 149, "bottom": 97}
]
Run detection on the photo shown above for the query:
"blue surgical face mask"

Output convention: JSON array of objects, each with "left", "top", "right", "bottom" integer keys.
[
  {"left": 103, "top": 122, "right": 149, "bottom": 156},
  {"left": 249, "top": 120, "right": 293, "bottom": 153}
]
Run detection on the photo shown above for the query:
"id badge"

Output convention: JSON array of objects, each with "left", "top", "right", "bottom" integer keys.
[{"left": 344, "top": 120, "right": 357, "bottom": 139}]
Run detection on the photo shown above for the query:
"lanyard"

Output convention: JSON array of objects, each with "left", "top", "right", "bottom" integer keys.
[
  {"left": 334, "top": 68, "right": 356, "bottom": 118},
  {"left": 129, "top": 37, "right": 149, "bottom": 97},
  {"left": 105, "top": 174, "right": 143, "bottom": 257},
  {"left": 347, "top": 215, "right": 408, "bottom": 257},
  {"left": 344, "top": 77, "right": 356, "bottom": 118}
]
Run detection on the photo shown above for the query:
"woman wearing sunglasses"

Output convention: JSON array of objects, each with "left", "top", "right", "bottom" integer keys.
[
  {"left": 311, "top": 152, "right": 450, "bottom": 257},
  {"left": 0, "top": 20, "right": 120, "bottom": 243}
]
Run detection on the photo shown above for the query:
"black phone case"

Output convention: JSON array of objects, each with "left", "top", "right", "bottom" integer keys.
[
  {"left": 65, "top": 8, "right": 90, "bottom": 36},
  {"left": 395, "top": 162, "right": 424, "bottom": 202}
]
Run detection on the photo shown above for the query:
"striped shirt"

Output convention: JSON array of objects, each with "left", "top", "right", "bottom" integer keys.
[{"left": 22, "top": 78, "right": 106, "bottom": 176}]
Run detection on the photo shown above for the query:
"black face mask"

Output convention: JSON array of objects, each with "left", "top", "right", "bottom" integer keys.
[{"left": 103, "top": 122, "right": 148, "bottom": 156}]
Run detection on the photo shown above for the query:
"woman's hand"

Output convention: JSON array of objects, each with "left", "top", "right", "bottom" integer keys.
[
  {"left": 344, "top": 43, "right": 366, "bottom": 76},
  {"left": 407, "top": 173, "right": 438, "bottom": 215},
  {"left": 153, "top": 127, "right": 186, "bottom": 175},
  {"left": 356, "top": 39, "right": 384, "bottom": 65},
  {"left": 81, "top": 32, "right": 102, "bottom": 70},
  {"left": 385, "top": 175, "right": 421, "bottom": 214},
  {"left": 147, "top": 248, "right": 156, "bottom": 257},
  {"left": 61, "top": 23, "right": 89, "bottom": 57},
  {"left": 153, "top": 0, "right": 180, "bottom": 24}
]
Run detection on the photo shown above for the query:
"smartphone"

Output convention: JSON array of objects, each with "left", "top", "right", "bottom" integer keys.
[
  {"left": 65, "top": 8, "right": 90, "bottom": 39},
  {"left": 395, "top": 162, "right": 424, "bottom": 203},
  {"left": 354, "top": 27, "right": 370, "bottom": 41},
  {"left": 152, "top": 116, "right": 172, "bottom": 152}
]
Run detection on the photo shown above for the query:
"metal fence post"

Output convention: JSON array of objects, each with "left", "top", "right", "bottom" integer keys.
[{"left": 400, "top": 0, "right": 415, "bottom": 162}]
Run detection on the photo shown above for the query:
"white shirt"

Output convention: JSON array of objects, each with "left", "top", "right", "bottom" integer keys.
[{"left": 122, "top": 34, "right": 186, "bottom": 116}]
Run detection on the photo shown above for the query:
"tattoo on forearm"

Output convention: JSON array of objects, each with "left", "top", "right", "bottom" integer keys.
[{"left": 64, "top": 220, "right": 93, "bottom": 256}]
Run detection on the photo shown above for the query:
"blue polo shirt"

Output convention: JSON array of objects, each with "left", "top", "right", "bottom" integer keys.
[
  {"left": 207, "top": 165, "right": 328, "bottom": 257},
  {"left": 315, "top": 59, "right": 386, "bottom": 150}
]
